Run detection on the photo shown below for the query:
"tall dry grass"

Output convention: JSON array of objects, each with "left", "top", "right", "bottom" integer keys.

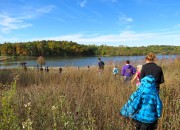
[{"left": 0, "top": 58, "right": 180, "bottom": 130}]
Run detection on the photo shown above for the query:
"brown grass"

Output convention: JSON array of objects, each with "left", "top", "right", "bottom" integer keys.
[{"left": 0, "top": 58, "right": 180, "bottom": 130}]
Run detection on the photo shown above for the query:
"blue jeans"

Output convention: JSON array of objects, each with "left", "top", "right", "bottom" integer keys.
[{"left": 124, "top": 76, "right": 132, "bottom": 84}]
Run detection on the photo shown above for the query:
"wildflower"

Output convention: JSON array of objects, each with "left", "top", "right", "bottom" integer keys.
[
  {"left": 52, "top": 105, "right": 57, "bottom": 111},
  {"left": 27, "top": 102, "right": 31, "bottom": 107},
  {"left": 14, "top": 75, "right": 19, "bottom": 82},
  {"left": 24, "top": 102, "right": 31, "bottom": 108},
  {"left": 22, "top": 119, "right": 33, "bottom": 129},
  {"left": 22, "top": 121, "right": 27, "bottom": 129},
  {"left": 64, "top": 121, "right": 69, "bottom": 127},
  {"left": 24, "top": 104, "right": 28, "bottom": 108}
]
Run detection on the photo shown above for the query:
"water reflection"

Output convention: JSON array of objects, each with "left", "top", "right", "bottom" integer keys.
[{"left": 0, "top": 55, "right": 177, "bottom": 69}]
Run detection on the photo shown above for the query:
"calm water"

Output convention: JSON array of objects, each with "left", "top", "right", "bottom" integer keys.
[{"left": 0, "top": 55, "right": 177, "bottom": 69}]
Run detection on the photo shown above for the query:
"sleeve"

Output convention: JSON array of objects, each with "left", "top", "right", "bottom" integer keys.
[
  {"left": 121, "top": 66, "right": 125, "bottom": 76},
  {"left": 120, "top": 91, "right": 141, "bottom": 118},
  {"left": 113, "top": 68, "right": 115, "bottom": 73},
  {"left": 156, "top": 96, "right": 163, "bottom": 118},
  {"left": 98, "top": 61, "right": 100, "bottom": 67},
  {"left": 132, "top": 66, "right": 136, "bottom": 75},
  {"left": 140, "top": 65, "right": 145, "bottom": 81},
  {"left": 160, "top": 68, "right": 165, "bottom": 84}
]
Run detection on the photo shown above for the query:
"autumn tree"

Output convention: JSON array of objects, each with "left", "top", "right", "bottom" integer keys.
[{"left": 37, "top": 56, "right": 46, "bottom": 66}]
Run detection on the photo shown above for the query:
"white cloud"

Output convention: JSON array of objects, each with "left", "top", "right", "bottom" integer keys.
[
  {"left": 36, "top": 5, "right": 55, "bottom": 13},
  {"left": 174, "top": 23, "right": 180, "bottom": 28},
  {"left": 80, "top": 0, "right": 87, "bottom": 8},
  {"left": 57, "top": 18, "right": 65, "bottom": 22},
  {"left": 112, "top": 0, "right": 117, "bottom": 2},
  {"left": 0, "top": 15, "right": 32, "bottom": 33},
  {"left": 119, "top": 15, "right": 133, "bottom": 25},
  {"left": 30, "top": 30, "right": 180, "bottom": 46},
  {"left": 0, "top": 35, "right": 19, "bottom": 43},
  {"left": 0, "top": 5, "right": 55, "bottom": 33}
]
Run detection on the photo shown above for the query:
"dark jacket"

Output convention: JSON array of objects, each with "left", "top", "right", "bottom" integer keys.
[
  {"left": 140, "top": 63, "right": 164, "bottom": 90},
  {"left": 98, "top": 61, "right": 104, "bottom": 69}
]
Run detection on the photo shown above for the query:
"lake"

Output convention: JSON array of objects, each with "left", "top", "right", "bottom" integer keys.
[{"left": 0, "top": 55, "right": 178, "bottom": 69}]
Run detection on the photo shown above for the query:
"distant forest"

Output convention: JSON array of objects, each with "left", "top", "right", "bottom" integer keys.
[{"left": 0, "top": 40, "right": 179, "bottom": 57}]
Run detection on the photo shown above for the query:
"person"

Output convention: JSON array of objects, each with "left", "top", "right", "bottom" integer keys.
[
  {"left": 113, "top": 65, "right": 119, "bottom": 79},
  {"left": 59, "top": 67, "right": 63, "bottom": 73},
  {"left": 121, "top": 60, "right": 136, "bottom": 84},
  {"left": 87, "top": 66, "right": 90, "bottom": 71},
  {"left": 36, "top": 64, "right": 39, "bottom": 70},
  {"left": 40, "top": 66, "right": 43, "bottom": 71},
  {"left": 131, "top": 64, "right": 142, "bottom": 89},
  {"left": 98, "top": 58, "right": 105, "bottom": 73},
  {"left": 45, "top": 66, "right": 49, "bottom": 72},
  {"left": 120, "top": 75, "right": 163, "bottom": 130},
  {"left": 140, "top": 52, "right": 164, "bottom": 92}
]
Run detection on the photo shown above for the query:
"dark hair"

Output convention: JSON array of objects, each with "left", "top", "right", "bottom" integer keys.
[
  {"left": 126, "top": 60, "right": 130, "bottom": 64},
  {"left": 98, "top": 58, "right": 101, "bottom": 60}
]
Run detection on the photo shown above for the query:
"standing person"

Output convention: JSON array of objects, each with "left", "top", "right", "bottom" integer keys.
[
  {"left": 59, "top": 66, "right": 63, "bottom": 74},
  {"left": 98, "top": 58, "right": 105, "bottom": 74},
  {"left": 45, "top": 66, "right": 49, "bottom": 72},
  {"left": 120, "top": 75, "right": 163, "bottom": 130},
  {"left": 140, "top": 52, "right": 164, "bottom": 92},
  {"left": 113, "top": 65, "right": 119, "bottom": 79},
  {"left": 36, "top": 64, "right": 39, "bottom": 70},
  {"left": 87, "top": 66, "right": 90, "bottom": 71},
  {"left": 131, "top": 64, "right": 142, "bottom": 89},
  {"left": 40, "top": 66, "right": 43, "bottom": 71},
  {"left": 121, "top": 60, "right": 136, "bottom": 84}
]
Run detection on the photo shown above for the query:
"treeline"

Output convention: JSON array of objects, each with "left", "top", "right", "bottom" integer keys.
[{"left": 0, "top": 40, "right": 179, "bottom": 57}]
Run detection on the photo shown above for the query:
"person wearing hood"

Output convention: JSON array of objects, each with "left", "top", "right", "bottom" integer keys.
[
  {"left": 120, "top": 75, "right": 163, "bottom": 130},
  {"left": 121, "top": 60, "right": 136, "bottom": 84}
]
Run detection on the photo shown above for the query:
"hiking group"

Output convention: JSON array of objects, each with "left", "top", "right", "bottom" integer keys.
[
  {"left": 98, "top": 52, "right": 165, "bottom": 130},
  {"left": 119, "top": 52, "right": 164, "bottom": 130}
]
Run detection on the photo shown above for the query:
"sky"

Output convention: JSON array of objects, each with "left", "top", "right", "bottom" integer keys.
[{"left": 0, "top": 0, "right": 180, "bottom": 47}]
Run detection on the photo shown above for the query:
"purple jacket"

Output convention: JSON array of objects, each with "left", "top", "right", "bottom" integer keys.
[{"left": 121, "top": 64, "right": 136, "bottom": 77}]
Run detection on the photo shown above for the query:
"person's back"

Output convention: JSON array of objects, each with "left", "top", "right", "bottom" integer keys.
[
  {"left": 131, "top": 64, "right": 142, "bottom": 88},
  {"left": 98, "top": 60, "right": 104, "bottom": 70},
  {"left": 120, "top": 75, "right": 163, "bottom": 130},
  {"left": 113, "top": 66, "right": 119, "bottom": 75},
  {"left": 40, "top": 66, "right": 43, "bottom": 71},
  {"left": 113, "top": 65, "right": 119, "bottom": 79},
  {"left": 140, "top": 52, "right": 164, "bottom": 91},
  {"left": 98, "top": 58, "right": 104, "bottom": 73},
  {"left": 121, "top": 60, "right": 136, "bottom": 83},
  {"left": 46, "top": 67, "right": 49, "bottom": 72},
  {"left": 59, "top": 67, "right": 62, "bottom": 73}
]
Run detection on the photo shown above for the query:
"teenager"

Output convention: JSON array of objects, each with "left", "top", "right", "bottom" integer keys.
[{"left": 140, "top": 52, "right": 164, "bottom": 92}]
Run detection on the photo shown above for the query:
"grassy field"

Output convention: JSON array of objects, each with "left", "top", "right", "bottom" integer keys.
[{"left": 0, "top": 57, "right": 180, "bottom": 130}]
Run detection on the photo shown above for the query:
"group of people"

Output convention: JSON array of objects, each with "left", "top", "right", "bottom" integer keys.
[
  {"left": 99, "top": 52, "right": 165, "bottom": 130},
  {"left": 121, "top": 52, "right": 164, "bottom": 130}
]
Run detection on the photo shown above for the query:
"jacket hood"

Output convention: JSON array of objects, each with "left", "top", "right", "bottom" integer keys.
[{"left": 138, "top": 75, "right": 157, "bottom": 94}]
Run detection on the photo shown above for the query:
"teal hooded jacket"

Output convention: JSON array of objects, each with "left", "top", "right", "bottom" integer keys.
[{"left": 120, "top": 75, "right": 163, "bottom": 123}]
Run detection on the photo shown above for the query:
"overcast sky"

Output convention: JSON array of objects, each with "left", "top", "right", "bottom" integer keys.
[{"left": 0, "top": 0, "right": 180, "bottom": 46}]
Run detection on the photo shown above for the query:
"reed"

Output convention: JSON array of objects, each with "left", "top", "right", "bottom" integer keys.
[{"left": 0, "top": 58, "right": 179, "bottom": 130}]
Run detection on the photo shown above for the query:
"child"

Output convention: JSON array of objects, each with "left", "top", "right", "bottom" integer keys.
[
  {"left": 120, "top": 75, "right": 163, "bottom": 130},
  {"left": 113, "top": 65, "right": 119, "bottom": 79},
  {"left": 131, "top": 65, "right": 142, "bottom": 89}
]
